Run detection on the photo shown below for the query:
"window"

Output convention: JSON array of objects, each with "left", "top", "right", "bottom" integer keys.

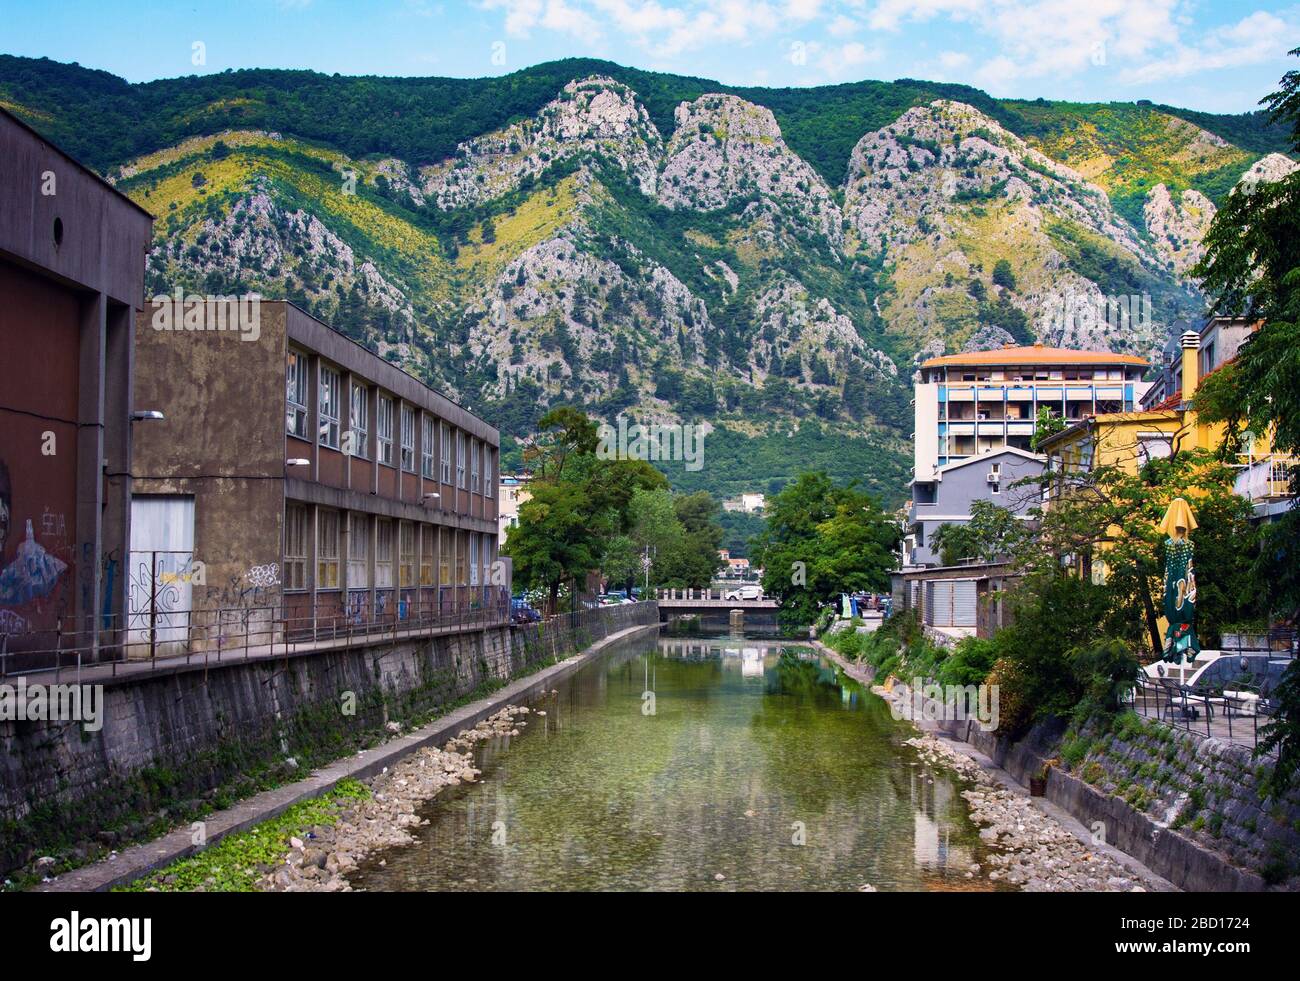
[
  {"left": 485, "top": 448, "right": 495, "bottom": 498},
  {"left": 440, "top": 422, "right": 452, "bottom": 483},
  {"left": 399, "top": 522, "right": 415, "bottom": 588},
  {"left": 438, "top": 527, "right": 451, "bottom": 586},
  {"left": 375, "top": 519, "right": 394, "bottom": 588},
  {"left": 376, "top": 395, "right": 394, "bottom": 466},
  {"left": 470, "top": 440, "right": 481, "bottom": 495},
  {"left": 347, "top": 513, "right": 369, "bottom": 587},
  {"left": 400, "top": 404, "right": 416, "bottom": 472},
  {"left": 470, "top": 532, "right": 479, "bottom": 586},
  {"left": 319, "top": 365, "right": 341, "bottom": 449},
  {"left": 456, "top": 530, "right": 469, "bottom": 585},
  {"left": 1137, "top": 433, "right": 1173, "bottom": 466},
  {"left": 456, "top": 430, "right": 466, "bottom": 489},
  {"left": 286, "top": 351, "right": 309, "bottom": 439},
  {"left": 420, "top": 527, "right": 434, "bottom": 586},
  {"left": 421, "top": 415, "right": 435, "bottom": 479},
  {"left": 284, "top": 504, "right": 308, "bottom": 590},
  {"left": 317, "top": 510, "right": 340, "bottom": 589},
  {"left": 347, "top": 383, "right": 369, "bottom": 459},
  {"left": 481, "top": 534, "right": 493, "bottom": 587}
]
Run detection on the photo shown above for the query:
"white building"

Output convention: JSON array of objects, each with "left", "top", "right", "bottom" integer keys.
[
  {"left": 498, "top": 475, "right": 531, "bottom": 544},
  {"left": 912, "top": 343, "right": 1150, "bottom": 484}
]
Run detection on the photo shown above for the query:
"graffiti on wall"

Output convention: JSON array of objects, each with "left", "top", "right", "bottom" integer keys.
[{"left": 0, "top": 460, "right": 73, "bottom": 634}]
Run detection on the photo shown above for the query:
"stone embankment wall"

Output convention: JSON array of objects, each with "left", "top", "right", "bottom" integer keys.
[
  {"left": 817, "top": 641, "right": 1300, "bottom": 892},
  {"left": 931, "top": 706, "right": 1300, "bottom": 892},
  {"left": 0, "top": 603, "right": 657, "bottom": 876}
]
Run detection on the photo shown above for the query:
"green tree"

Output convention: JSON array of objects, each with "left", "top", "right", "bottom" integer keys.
[
  {"left": 751, "top": 472, "right": 899, "bottom": 627},
  {"left": 1190, "top": 50, "right": 1300, "bottom": 792},
  {"left": 1030, "top": 405, "right": 1066, "bottom": 451}
]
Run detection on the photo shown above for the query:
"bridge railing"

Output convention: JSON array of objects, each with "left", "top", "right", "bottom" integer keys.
[{"left": 655, "top": 587, "right": 771, "bottom": 603}]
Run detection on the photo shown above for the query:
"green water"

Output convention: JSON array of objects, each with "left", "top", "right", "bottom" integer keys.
[{"left": 350, "top": 634, "right": 1003, "bottom": 892}]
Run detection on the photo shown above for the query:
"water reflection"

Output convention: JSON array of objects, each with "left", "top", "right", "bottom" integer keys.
[{"left": 350, "top": 634, "right": 1005, "bottom": 892}]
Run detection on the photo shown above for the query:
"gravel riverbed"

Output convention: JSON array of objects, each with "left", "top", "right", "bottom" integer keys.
[
  {"left": 261, "top": 704, "right": 537, "bottom": 892},
  {"left": 904, "top": 731, "right": 1152, "bottom": 892}
]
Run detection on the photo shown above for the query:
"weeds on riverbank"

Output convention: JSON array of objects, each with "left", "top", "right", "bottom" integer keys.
[{"left": 115, "top": 780, "right": 372, "bottom": 893}]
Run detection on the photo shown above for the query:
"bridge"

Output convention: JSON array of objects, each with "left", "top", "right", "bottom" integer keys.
[
  {"left": 654, "top": 587, "right": 779, "bottom": 611},
  {"left": 654, "top": 588, "right": 780, "bottom": 632}
]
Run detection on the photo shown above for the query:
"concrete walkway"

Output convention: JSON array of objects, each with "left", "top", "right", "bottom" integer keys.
[{"left": 34, "top": 621, "right": 661, "bottom": 892}]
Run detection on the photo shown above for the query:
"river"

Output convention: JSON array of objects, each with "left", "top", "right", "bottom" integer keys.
[{"left": 349, "top": 631, "right": 1005, "bottom": 891}]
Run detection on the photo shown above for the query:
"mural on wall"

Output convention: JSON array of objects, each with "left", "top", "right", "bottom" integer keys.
[{"left": 0, "top": 460, "right": 72, "bottom": 634}]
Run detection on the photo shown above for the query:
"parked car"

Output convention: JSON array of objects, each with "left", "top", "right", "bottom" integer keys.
[
  {"left": 511, "top": 597, "right": 542, "bottom": 624},
  {"left": 723, "top": 583, "right": 764, "bottom": 601}
]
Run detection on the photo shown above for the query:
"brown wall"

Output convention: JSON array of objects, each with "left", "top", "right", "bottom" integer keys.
[
  {"left": 132, "top": 301, "right": 289, "bottom": 636},
  {"left": 0, "top": 260, "right": 82, "bottom": 635}
]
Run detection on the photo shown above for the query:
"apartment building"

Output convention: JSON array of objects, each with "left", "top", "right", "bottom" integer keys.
[
  {"left": 902, "top": 344, "right": 1149, "bottom": 569},
  {"left": 131, "top": 300, "right": 501, "bottom": 653},
  {"left": 1141, "top": 316, "right": 1260, "bottom": 410},
  {"left": 904, "top": 448, "right": 1045, "bottom": 567},
  {"left": 497, "top": 474, "right": 531, "bottom": 546},
  {"left": 0, "top": 108, "right": 153, "bottom": 661},
  {"left": 912, "top": 343, "right": 1151, "bottom": 482}
]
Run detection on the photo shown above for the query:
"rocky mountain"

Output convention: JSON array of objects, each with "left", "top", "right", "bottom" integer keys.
[{"left": 1, "top": 56, "right": 1292, "bottom": 501}]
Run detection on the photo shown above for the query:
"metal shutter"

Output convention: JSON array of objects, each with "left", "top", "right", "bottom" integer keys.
[{"left": 953, "top": 581, "right": 978, "bottom": 627}]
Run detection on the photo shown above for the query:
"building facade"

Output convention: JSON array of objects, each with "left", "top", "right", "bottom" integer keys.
[
  {"left": 0, "top": 108, "right": 153, "bottom": 661},
  {"left": 131, "top": 300, "right": 501, "bottom": 654},
  {"left": 912, "top": 343, "right": 1150, "bottom": 482},
  {"left": 497, "top": 475, "right": 531, "bottom": 546},
  {"left": 1141, "top": 316, "right": 1259, "bottom": 410},
  {"left": 905, "top": 448, "right": 1046, "bottom": 567}
]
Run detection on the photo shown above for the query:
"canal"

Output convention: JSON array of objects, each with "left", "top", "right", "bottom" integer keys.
[{"left": 350, "top": 632, "right": 1005, "bottom": 891}]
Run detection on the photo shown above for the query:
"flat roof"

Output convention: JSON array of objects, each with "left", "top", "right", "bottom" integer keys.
[
  {"left": 0, "top": 105, "right": 154, "bottom": 219},
  {"left": 921, "top": 343, "right": 1149, "bottom": 369}
]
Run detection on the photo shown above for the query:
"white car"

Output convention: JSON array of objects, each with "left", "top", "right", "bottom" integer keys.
[{"left": 724, "top": 584, "right": 764, "bottom": 601}]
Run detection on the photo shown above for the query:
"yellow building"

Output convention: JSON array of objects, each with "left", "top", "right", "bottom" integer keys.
[
  {"left": 1039, "top": 330, "right": 1217, "bottom": 477},
  {"left": 1041, "top": 323, "right": 1292, "bottom": 524}
]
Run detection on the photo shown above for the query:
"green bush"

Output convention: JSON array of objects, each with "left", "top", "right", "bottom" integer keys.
[{"left": 937, "top": 637, "right": 997, "bottom": 688}]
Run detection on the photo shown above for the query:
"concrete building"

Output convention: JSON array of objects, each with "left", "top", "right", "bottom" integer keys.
[
  {"left": 0, "top": 108, "right": 153, "bottom": 664},
  {"left": 131, "top": 300, "right": 501, "bottom": 654},
  {"left": 1141, "top": 316, "right": 1260, "bottom": 410},
  {"left": 722, "top": 493, "right": 765, "bottom": 514},
  {"left": 497, "top": 474, "right": 531, "bottom": 546},
  {"left": 912, "top": 343, "right": 1149, "bottom": 483},
  {"left": 892, "top": 561, "right": 1018, "bottom": 642},
  {"left": 905, "top": 448, "right": 1045, "bottom": 567}
]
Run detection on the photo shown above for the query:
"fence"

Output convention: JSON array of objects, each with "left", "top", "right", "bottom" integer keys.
[
  {"left": 1, "top": 587, "right": 513, "bottom": 682},
  {"left": 1134, "top": 676, "right": 1277, "bottom": 753}
]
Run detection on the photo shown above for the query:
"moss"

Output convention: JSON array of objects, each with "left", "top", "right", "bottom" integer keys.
[{"left": 115, "top": 780, "right": 371, "bottom": 893}]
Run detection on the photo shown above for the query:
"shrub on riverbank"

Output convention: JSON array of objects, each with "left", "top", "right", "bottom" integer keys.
[{"left": 116, "top": 780, "right": 371, "bottom": 893}]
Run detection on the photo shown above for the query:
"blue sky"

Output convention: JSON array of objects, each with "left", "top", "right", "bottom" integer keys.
[{"left": 3, "top": 0, "right": 1298, "bottom": 112}]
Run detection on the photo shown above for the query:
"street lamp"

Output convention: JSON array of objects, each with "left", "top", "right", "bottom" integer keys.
[
  {"left": 131, "top": 410, "right": 164, "bottom": 421},
  {"left": 286, "top": 458, "right": 310, "bottom": 467}
]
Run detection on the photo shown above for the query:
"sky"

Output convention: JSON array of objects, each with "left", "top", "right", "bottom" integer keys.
[{"left": 2, "top": 0, "right": 1299, "bottom": 113}]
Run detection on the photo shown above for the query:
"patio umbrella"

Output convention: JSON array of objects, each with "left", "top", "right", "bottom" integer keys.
[{"left": 1159, "top": 498, "right": 1199, "bottom": 664}]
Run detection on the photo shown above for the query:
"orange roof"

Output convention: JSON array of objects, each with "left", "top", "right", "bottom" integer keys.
[{"left": 921, "top": 343, "right": 1148, "bottom": 369}]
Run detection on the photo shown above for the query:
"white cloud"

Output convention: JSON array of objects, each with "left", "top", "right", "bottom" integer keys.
[
  {"left": 475, "top": 0, "right": 1300, "bottom": 92},
  {"left": 1120, "top": 11, "right": 1297, "bottom": 84},
  {"left": 827, "top": 13, "right": 860, "bottom": 37}
]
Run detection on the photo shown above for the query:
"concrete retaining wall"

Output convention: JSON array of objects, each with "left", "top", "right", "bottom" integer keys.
[
  {"left": 935, "top": 712, "right": 1299, "bottom": 892},
  {"left": 0, "top": 603, "right": 657, "bottom": 876}
]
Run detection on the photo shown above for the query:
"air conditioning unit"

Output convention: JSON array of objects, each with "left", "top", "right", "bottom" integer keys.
[{"left": 986, "top": 472, "right": 1000, "bottom": 483}]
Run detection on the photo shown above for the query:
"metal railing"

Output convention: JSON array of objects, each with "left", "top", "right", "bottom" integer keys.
[
  {"left": 0, "top": 590, "right": 512, "bottom": 682},
  {"left": 1133, "top": 676, "right": 1277, "bottom": 753}
]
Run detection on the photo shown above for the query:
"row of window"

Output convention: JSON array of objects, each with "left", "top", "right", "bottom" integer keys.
[
  {"left": 929, "top": 368, "right": 1136, "bottom": 383},
  {"left": 283, "top": 504, "right": 497, "bottom": 591},
  {"left": 286, "top": 350, "right": 493, "bottom": 495}
]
